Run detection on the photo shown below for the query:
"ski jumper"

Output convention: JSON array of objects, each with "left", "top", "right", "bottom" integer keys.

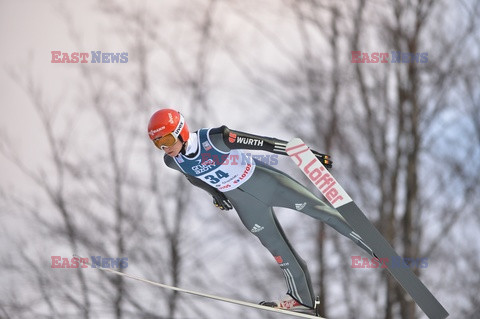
[{"left": 164, "top": 126, "right": 374, "bottom": 309}]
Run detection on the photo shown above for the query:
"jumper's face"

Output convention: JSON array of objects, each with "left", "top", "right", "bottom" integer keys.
[{"left": 162, "top": 139, "right": 183, "bottom": 157}]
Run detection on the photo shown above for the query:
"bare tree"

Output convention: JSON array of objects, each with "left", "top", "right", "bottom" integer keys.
[
  {"left": 2, "top": 63, "right": 92, "bottom": 318},
  {"left": 221, "top": 0, "right": 480, "bottom": 318},
  {"left": 347, "top": 0, "right": 480, "bottom": 318}
]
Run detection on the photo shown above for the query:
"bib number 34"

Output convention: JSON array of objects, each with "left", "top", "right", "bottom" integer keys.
[{"left": 204, "top": 170, "right": 230, "bottom": 184}]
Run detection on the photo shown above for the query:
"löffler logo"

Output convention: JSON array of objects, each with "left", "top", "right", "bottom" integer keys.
[
  {"left": 287, "top": 144, "right": 348, "bottom": 207},
  {"left": 51, "top": 51, "right": 128, "bottom": 63},
  {"left": 351, "top": 51, "right": 428, "bottom": 63}
]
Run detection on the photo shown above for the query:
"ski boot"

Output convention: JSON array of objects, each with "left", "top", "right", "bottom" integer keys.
[{"left": 260, "top": 296, "right": 315, "bottom": 315}]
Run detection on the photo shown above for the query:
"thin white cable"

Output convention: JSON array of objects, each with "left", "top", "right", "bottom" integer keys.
[{"left": 73, "top": 255, "right": 324, "bottom": 319}]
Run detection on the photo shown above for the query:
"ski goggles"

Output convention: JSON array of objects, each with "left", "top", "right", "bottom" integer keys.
[
  {"left": 153, "top": 133, "right": 177, "bottom": 149},
  {"left": 152, "top": 114, "right": 185, "bottom": 149}
]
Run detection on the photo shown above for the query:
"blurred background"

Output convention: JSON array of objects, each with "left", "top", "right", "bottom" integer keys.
[{"left": 1, "top": 0, "right": 479, "bottom": 318}]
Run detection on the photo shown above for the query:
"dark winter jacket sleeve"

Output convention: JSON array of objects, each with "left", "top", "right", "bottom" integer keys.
[{"left": 208, "top": 125, "right": 333, "bottom": 168}]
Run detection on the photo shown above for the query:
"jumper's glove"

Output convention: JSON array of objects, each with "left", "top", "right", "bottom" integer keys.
[
  {"left": 212, "top": 192, "right": 233, "bottom": 211},
  {"left": 312, "top": 150, "right": 333, "bottom": 169}
]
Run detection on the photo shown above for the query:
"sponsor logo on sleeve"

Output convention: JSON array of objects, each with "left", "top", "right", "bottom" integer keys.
[
  {"left": 235, "top": 137, "right": 264, "bottom": 147},
  {"left": 229, "top": 132, "right": 237, "bottom": 143}
]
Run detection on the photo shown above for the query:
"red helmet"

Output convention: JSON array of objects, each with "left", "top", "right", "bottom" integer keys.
[{"left": 148, "top": 109, "right": 190, "bottom": 143}]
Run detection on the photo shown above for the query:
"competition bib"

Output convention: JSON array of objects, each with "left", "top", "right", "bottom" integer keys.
[{"left": 174, "top": 129, "right": 255, "bottom": 192}]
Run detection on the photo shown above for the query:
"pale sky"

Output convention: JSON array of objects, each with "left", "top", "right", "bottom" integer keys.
[
  {"left": 1, "top": 0, "right": 93, "bottom": 187},
  {"left": 0, "top": 0, "right": 289, "bottom": 189}
]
